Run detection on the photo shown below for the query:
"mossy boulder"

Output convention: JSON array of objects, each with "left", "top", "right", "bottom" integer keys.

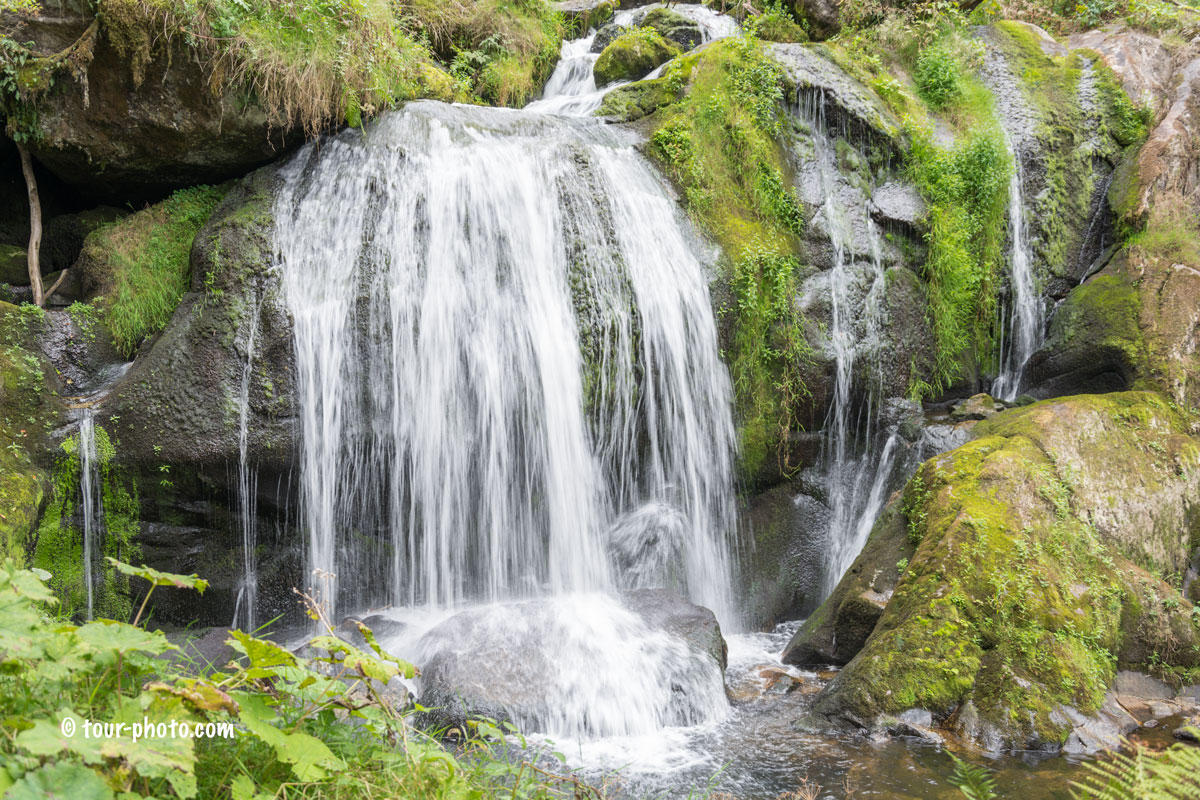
[
  {"left": 636, "top": 8, "right": 702, "bottom": 51},
  {"left": 810, "top": 392, "right": 1200, "bottom": 751},
  {"left": 593, "top": 28, "right": 681, "bottom": 87},
  {"left": 788, "top": 0, "right": 838, "bottom": 40}
]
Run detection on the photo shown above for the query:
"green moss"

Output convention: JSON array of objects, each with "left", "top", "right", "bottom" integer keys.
[
  {"left": 593, "top": 26, "right": 680, "bottom": 87},
  {"left": 597, "top": 76, "right": 678, "bottom": 121},
  {"left": 32, "top": 422, "right": 141, "bottom": 621},
  {"left": 81, "top": 185, "right": 226, "bottom": 357},
  {"left": 819, "top": 392, "right": 1200, "bottom": 747}
]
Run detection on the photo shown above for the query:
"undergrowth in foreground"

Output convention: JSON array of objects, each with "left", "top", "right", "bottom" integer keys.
[
  {"left": 0, "top": 559, "right": 596, "bottom": 799},
  {"left": 648, "top": 36, "right": 811, "bottom": 481},
  {"left": 81, "top": 184, "right": 225, "bottom": 357}
]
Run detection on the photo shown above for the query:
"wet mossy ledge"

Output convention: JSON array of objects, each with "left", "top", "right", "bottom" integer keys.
[{"left": 798, "top": 391, "right": 1200, "bottom": 751}]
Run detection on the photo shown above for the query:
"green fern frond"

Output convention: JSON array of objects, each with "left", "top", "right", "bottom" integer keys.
[
  {"left": 948, "top": 753, "right": 998, "bottom": 800},
  {"left": 1071, "top": 734, "right": 1200, "bottom": 800}
]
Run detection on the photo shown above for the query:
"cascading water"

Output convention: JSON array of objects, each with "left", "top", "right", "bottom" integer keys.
[
  {"left": 796, "top": 91, "right": 898, "bottom": 594},
  {"left": 77, "top": 408, "right": 101, "bottom": 620},
  {"left": 528, "top": 3, "right": 739, "bottom": 116},
  {"left": 232, "top": 293, "right": 262, "bottom": 631},
  {"left": 992, "top": 135, "right": 1040, "bottom": 401},
  {"left": 275, "top": 102, "right": 739, "bottom": 639}
]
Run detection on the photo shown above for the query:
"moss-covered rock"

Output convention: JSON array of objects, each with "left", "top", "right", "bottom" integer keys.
[
  {"left": 103, "top": 165, "right": 295, "bottom": 475},
  {"left": 811, "top": 391, "right": 1200, "bottom": 751},
  {"left": 593, "top": 27, "right": 680, "bottom": 87},
  {"left": 595, "top": 76, "right": 677, "bottom": 121},
  {"left": 75, "top": 185, "right": 226, "bottom": 357}
]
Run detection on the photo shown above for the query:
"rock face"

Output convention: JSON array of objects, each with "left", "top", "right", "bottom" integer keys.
[
  {"left": 1, "top": 1, "right": 300, "bottom": 200},
  {"left": 415, "top": 591, "right": 728, "bottom": 733},
  {"left": 593, "top": 28, "right": 681, "bottom": 87},
  {"left": 636, "top": 7, "right": 703, "bottom": 50},
  {"left": 807, "top": 392, "right": 1200, "bottom": 751},
  {"left": 789, "top": 0, "right": 839, "bottom": 40}
]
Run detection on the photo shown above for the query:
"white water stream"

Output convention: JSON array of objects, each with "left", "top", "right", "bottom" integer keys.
[
  {"left": 78, "top": 408, "right": 100, "bottom": 621},
  {"left": 993, "top": 134, "right": 1041, "bottom": 401}
]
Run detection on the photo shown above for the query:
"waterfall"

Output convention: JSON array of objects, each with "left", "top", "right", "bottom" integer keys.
[
  {"left": 528, "top": 3, "right": 740, "bottom": 116},
  {"left": 274, "top": 101, "right": 739, "bottom": 626},
  {"left": 77, "top": 408, "right": 101, "bottom": 620},
  {"left": 795, "top": 91, "right": 898, "bottom": 594},
  {"left": 993, "top": 136, "right": 1041, "bottom": 401},
  {"left": 232, "top": 293, "right": 262, "bottom": 631}
]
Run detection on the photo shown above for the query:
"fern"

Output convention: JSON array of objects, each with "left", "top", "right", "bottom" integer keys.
[
  {"left": 1070, "top": 733, "right": 1200, "bottom": 800},
  {"left": 948, "top": 754, "right": 998, "bottom": 800}
]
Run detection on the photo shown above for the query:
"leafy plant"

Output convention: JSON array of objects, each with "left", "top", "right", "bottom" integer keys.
[
  {"left": 948, "top": 753, "right": 998, "bottom": 800},
  {"left": 1070, "top": 736, "right": 1200, "bottom": 799}
]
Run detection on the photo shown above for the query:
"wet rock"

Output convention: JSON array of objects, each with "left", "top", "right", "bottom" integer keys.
[
  {"left": 593, "top": 28, "right": 681, "bottom": 87},
  {"left": 782, "top": 498, "right": 911, "bottom": 667},
  {"left": 416, "top": 592, "right": 727, "bottom": 733},
  {"left": 162, "top": 626, "right": 240, "bottom": 673},
  {"left": 1058, "top": 693, "right": 1140, "bottom": 754},
  {"left": 590, "top": 22, "right": 629, "bottom": 54},
  {"left": 869, "top": 182, "right": 926, "bottom": 232},
  {"left": 1114, "top": 670, "right": 1174, "bottom": 700},
  {"left": 2, "top": 1, "right": 301, "bottom": 200},
  {"left": 1067, "top": 23, "right": 1175, "bottom": 114},
  {"left": 949, "top": 393, "right": 1000, "bottom": 421},
  {"left": 1176, "top": 715, "right": 1200, "bottom": 742},
  {"left": 557, "top": 0, "right": 615, "bottom": 33},
  {"left": 596, "top": 76, "right": 677, "bottom": 121},
  {"left": 741, "top": 479, "right": 825, "bottom": 628},
  {"left": 104, "top": 164, "right": 296, "bottom": 475}
]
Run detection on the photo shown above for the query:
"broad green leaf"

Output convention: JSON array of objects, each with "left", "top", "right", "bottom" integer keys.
[
  {"left": 4, "top": 762, "right": 113, "bottom": 800},
  {"left": 230, "top": 774, "right": 255, "bottom": 800},
  {"left": 76, "top": 620, "right": 174, "bottom": 662},
  {"left": 14, "top": 715, "right": 103, "bottom": 764},
  {"left": 354, "top": 623, "right": 419, "bottom": 678},
  {"left": 227, "top": 630, "right": 296, "bottom": 669},
  {"left": 236, "top": 693, "right": 342, "bottom": 782},
  {"left": 105, "top": 695, "right": 198, "bottom": 799},
  {"left": 106, "top": 558, "right": 208, "bottom": 593}
]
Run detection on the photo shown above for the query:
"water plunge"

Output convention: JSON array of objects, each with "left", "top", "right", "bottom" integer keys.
[
  {"left": 77, "top": 408, "right": 101, "bottom": 621},
  {"left": 232, "top": 291, "right": 262, "bottom": 632},
  {"left": 993, "top": 133, "right": 1041, "bottom": 401}
]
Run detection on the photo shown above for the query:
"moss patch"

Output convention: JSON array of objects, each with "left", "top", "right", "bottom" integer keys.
[{"left": 79, "top": 184, "right": 226, "bottom": 357}]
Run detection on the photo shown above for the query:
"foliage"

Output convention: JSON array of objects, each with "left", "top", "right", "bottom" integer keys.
[
  {"left": 744, "top": 0, "right": 809, "bottom": 42},
  {"left": 906, "top": 117, "right": 1011, "bottom": 396},
  {"left": 1070, "top": 735, "right": 1200, "bottom": 799},
  {"left": 0, "top": 559, "right": 595, "bottom": 799},
  {"left": 948, "top": 754, "right": 998, "bottom": 800},
  {"left": 915, "top": 41, "right": 963, "bottom": 109},
  {"left": 81, "top": 185, "right": 225, "bottom": 357},
  {"left": 647, "top": 36, "right": 810, "bottom": 479}
]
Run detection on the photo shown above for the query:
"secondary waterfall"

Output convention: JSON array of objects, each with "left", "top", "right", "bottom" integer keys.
[
  {"left": 528, "top": 3, "right": 739, "bottom": 116},
  {"left": 232, "top": 293, "right": 262, "bottom": 631},
  {"left": 993, "top": 135, "right": 1041, "bottom": 401},
  {"left": 796, "top": 91, "right": 898, "bottom": 594},
  {"left": 274, "top": 101, "right": 739, "bottom": 626},
  {"left": 77, "top": 408, "right": 100, "bottom": 620}
]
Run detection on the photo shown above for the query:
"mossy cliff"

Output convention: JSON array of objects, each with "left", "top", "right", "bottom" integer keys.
[{"left": 806, "top": 391, "right": 1200, "bottom": 750}]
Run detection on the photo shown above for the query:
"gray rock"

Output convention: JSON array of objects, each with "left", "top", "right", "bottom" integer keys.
[
  {"left": 950, "top": 393, "right": 1000, "bottom": 421},
  {"left": 870, "top": 182, "right": 926, "bottom": 231},
  {"left": 415, "top": 591, "right": 727, "bottom": 733},
  {"left": 1114, "top": 670, "right": 1175, "bottom": 700},
  {"left": 1060, "top": 692, "right": 1140, "bottom": 754},
  {"left": 635, "top": 7, "right": 703, "bottom": 51},
  {"left": 42, "top": 207, "right": 126, "bottom": 274},
  {"left": 789, "top": 0, "right": 839, "bottom": 40}
]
